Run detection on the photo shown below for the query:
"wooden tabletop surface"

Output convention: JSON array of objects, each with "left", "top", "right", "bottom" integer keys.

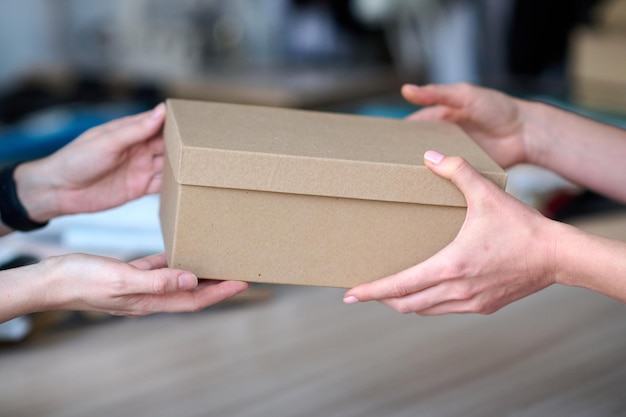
[
  {"left": 1, "top": 280, "right": 625, "bottom": 417},
  {"left": 2, "top": 207, "right": 626, "bottom": 417}
]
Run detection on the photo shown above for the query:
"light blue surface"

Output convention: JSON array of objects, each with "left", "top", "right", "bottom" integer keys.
[
  {"left": 349, "top": 103, "right": 416, "bottom": 119},
  {"left": 0, "top": 102, "right": 147, "bottom": 164}
]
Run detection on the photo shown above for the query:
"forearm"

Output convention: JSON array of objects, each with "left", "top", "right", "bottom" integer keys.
[
  {"left": 554, "top": 221, "right": 626, "bottom": 302},
  {"left": 522, "top": 101, "right": 626, "bottom": 203},
  {"left": 0, "top": 261, "right": 59, "bottom": 323},
  {"left": 14, "top": 160, "right": 61, "bottom": 223}
]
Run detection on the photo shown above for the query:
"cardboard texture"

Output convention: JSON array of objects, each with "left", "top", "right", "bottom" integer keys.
[
  {"left": 570, "top": 0, "right": 626, "bottom": 114},
  {"left": 570, "top": 29, "right": 626, "bottom": 113},
  {"left": 594, "top": 0, "right": 626, "bottom": 30},
  {"left": 160, "top": 99, "right": 506, "bottom": 288}
]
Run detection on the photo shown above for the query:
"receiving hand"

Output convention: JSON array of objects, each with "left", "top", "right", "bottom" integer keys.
[
  {"left": 40, "top": 253, "right": 249, "bottom": 317},
  {"left": 16, "top": 104, "right": 167, "bottom": 222},
  {"left": 343, "top": 151, "right": 560, "bottom": 315},
  {"left": 403, "top": 83, "right": 531, "bottom": 169}
]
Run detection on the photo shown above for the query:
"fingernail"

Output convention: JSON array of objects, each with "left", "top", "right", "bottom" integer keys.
[
  {"left": 151, "top": 103, "right": 165, "bottom": 120},
  {"left": 178, "top": 273, "right": 197, "bottom": 290},
  {"left": 424, "top": 150, "right": 445, "bottom": 164},
  {"left": 343, "top": 296, "right": 360, "bottom": 304}
]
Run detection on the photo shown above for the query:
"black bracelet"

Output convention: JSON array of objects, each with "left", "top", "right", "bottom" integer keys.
[{"left": 0, "top": 163, "right": 49, "bottom": 231}]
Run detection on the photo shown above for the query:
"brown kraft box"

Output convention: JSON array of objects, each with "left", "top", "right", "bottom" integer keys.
[{"left": 159, "top": 99, "right": 507, "bottom": 288}]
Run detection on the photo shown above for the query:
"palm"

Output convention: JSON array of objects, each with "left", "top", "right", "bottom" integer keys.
[
  {"left": 42, "top": 107, "right": 165, "bottom": 215},
  {"left": 59, "top": 136, "right": 163, "bottom": 213},
  {"left": 403, "top": 84, "right": 528, "bottom": 168}
]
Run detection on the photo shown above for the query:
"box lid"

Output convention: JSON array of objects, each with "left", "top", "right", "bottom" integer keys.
[{"left": 164, "top": 99, "right": 506, "bottom": 207}]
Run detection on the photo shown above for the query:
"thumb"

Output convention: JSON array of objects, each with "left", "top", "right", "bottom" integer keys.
[
  {"left": 424, "top": 150, "right": 495, "bottom": 206},
  {"left": 124, "top": 268, "right": 199, "bottom": 295}
]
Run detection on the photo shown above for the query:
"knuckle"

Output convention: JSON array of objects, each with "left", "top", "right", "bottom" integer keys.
[
  {"left": 108, "top": 272, "right": 127, "bottom": 295},
  {"left": 455, "top": 82, "right": 474, "bottom": 94},
  {"left": 389, "top": 280, "right": 412, "bottom": 298},
  {"left": 152, "top": 277, "right": 170, "bottom": 295},
  {"left": 478, "top": 303, "right": 499, "bottom": 315},
  {"left": 465, "top": 298, "right": 496, "bottom": 315},
  {"left": 440, "top": 258, "right": 468, "bottom": 280},
  {"left": 394, "top": 302, "right": 415, "bottom": 315},
  {"left": 459, "top": 280, "right": 482, "bottom": 301},
  {"left": 450, "top": 282, "right": 473, "bottom": 301},
  {"left": 129, "top": 300, "right": 155, "bottom": 316},
  {"left": 191, "top": 304, "right": 207, "bottom": 313},
  {"left": 466, "top": 299, "right": 484, "bottom": 313},
  {"left": 449, "top": 156, "right": 470, "bottom": 176},
  {"left": 183, "top": 297, "right": 208, "bottom": 313},
  {"left": 441, "top": 279, "right": 484, "bottom": 307}
]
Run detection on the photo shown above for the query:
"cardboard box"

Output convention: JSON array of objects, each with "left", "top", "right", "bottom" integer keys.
[
  {"left": 594, "top": 0, "right": 626, "bottom": 30},
  {"left": 160, "top": 99, "right": 506, "bottom": 288},
  {"left": 570, "top": 28, "right": 626, "bottom": 113}
]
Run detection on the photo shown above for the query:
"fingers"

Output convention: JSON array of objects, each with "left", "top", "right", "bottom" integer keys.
[
  {"left": 147, "top": 133, "right": 165, "bottom": 156},
  {"left": 126, "top": 253, "right": 203, "bottom": 293},
  {"left": 344, "top": 262, "right": 499, "bottom": 316},
  {"left": 135, "top": 280, "right": 250, "bottom": 315},
  {"left": 124, "top": 255, "right": 249, "bottom": 300},
  {"left": 129, "top": 253, "right": 169, "bottom": 270},
  {"left": 343, "top": 257, "right": 445, "bottom": 304},
  {"left": 145, "top": 135, "right": 165, "bottom": 194},
  {"left": 376, "top": 279, "right": 492, "bottom": 315},
  {"left": 343, "top": 151, "right": 496, "bottom": 306},
  {"left": 144, "top": 171, "right": 163, "bottom": 195},
  {"left": 86, "top": 103, "right": 165, "bottom": 148},
  {"left": 154, "top": 269, "right": 199, "bottom": 292},
  {"left": 402, "top": 83, "right": 471, "bottom": 109},
  {"left": 406, "top": 105, "right": 461, "bottom": 122},
  {"left": 121, "top": 266, "right": 199, "bottom": 295},
  {"left": 51, "top": 253, "right": 250, "bottom": 317},
  {"left": 181, "top": 280, "right": 250, "bottom": 308}
]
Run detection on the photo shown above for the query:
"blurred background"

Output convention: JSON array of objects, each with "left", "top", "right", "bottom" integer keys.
[
  {"left": 2, "top": 0, "right": 626, "bottom": 165},
  {"left": 2, "top": 0, "right": 626, "bottom": 158},
  {"left": 2, "top": 0, "right": 626, "bottom": 254},
  {"left": 2, "top": 1, "right": 626, "bottom": 416}
]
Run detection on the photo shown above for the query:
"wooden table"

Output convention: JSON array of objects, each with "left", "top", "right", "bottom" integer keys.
[
  {"left": 1, "top": 281, "right": 625, "bottom": 417},
  {"left": 2, "top": 194, "right": 626, "bottom": 417}
]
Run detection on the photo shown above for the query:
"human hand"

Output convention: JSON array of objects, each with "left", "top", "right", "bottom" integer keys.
[
  {"left": 343, "top": 151, "right": 561, "bottom": 315},
  {"left": 402, "top": 83, "right": 533, "bottom": 169},
  {"left": 15, "top": 104, "right": 166, "bottom": 223},
  {"left": 39, "top": 253, "right": 249, "bottom": 317}
]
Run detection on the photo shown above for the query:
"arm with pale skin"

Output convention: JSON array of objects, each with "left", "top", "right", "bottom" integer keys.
[
  {"left": 1, "top": 103, "right": 168, "bottom": 237},
  {"left": 343, "top": 83, "right": 626, "bottom": 314},
  {"left": 524, "top": 99, "right": 626, "bottom": 203},
  {"left": 400, "top": 83, "right": 626, "bottom": 203},
  {"left": 343, "top": 151, "right": 626, "bottom": 314},
  {"left": 0, "top": 105, "right": 249, "bottom": 323},
  {"left": 0, "top": 253, "right": 248, "bottom": 323}
]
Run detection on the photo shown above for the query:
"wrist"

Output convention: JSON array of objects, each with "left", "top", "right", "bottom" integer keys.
[
  {"left": 551, "top": 222, "right": 626, "bottom": 301},
  {"left": 527, "top": 215, "right": 563, "bottom": 288},
  {"left": 549, "top": 221, "right": 577, "bottom": 287},
  {"left": 35, "top": 256, "right": 69, "bottom": 311},
  {"left": 13, "top": 159, "right": 62, "bottom": 224},
  {"left": 517, "top": 100, "right": 552, "bottom": 167}
]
